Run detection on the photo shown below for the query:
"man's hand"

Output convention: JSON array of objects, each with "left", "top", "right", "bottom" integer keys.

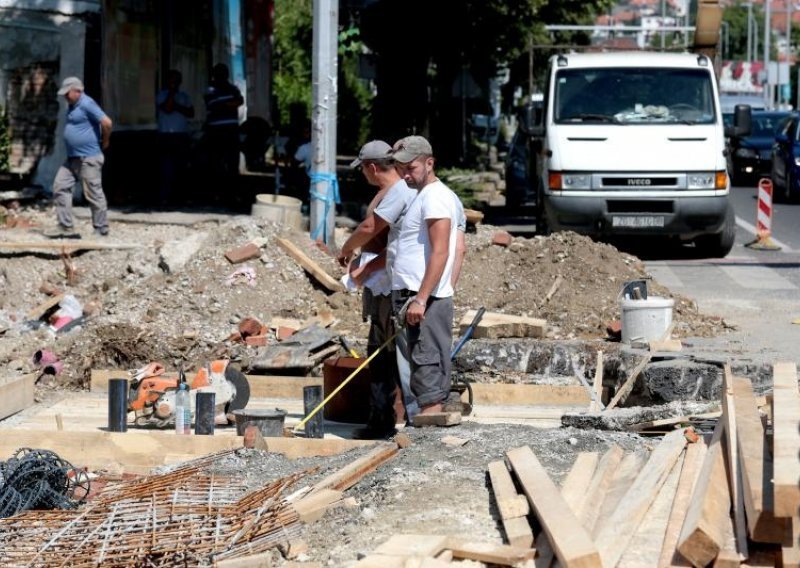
[
  {"left": 336, "top": 249, "right": 352, "bottom": 267},
  {"left": 405, "top": 297, "right": 426, "bottom": 326}
]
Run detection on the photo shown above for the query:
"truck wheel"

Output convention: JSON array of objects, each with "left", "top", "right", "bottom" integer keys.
[{"left": 695, "top": 204, "right": 735, "bottom": 258}]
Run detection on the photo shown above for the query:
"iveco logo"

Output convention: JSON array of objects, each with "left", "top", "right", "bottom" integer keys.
[{"left": 627, "top": 179, "right": 651, "bottom": 186}]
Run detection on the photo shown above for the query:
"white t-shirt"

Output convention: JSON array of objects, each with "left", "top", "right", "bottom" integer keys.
[
  {"left": 391, "top": 180, "right": 462, "bottom": 298},
  {"left": 373, "top": 178, "right": 418, "bottom": 280},
  {"left": 294, "top": 142, "right": 312, "bottom": 174}
]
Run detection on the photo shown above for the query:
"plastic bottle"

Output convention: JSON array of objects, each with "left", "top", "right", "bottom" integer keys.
[{"left": 175, "top": 383, "right": 191, "bottom": 435}]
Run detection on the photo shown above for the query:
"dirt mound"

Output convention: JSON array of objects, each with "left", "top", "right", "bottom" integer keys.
[{"left": 0, "top": 205, "right": 730, "bottom": 389}]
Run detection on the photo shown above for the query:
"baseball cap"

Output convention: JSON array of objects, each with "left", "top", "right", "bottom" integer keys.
[
  {"left": 350, "top": 140, "right": 393, "bottom": 168},
  {"left": 57, "top": 77, "right": 84, "bottom": 96},
  {"left": 392, "top": 135, "right": 433, "bottom": 163}
]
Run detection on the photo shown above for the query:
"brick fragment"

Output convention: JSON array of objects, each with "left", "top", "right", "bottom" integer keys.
[
  {"left": 225, "top": 242, "right": 261, "bottom": 264},
  {"left": 245, "top": 334, "right": 268, "bottom": 347},
  {"left": 491, "top": 230, "right": 513, "bottom": 247}
]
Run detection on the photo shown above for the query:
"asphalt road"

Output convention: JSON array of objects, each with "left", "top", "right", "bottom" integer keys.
[{"left": 644, "top": 183, "right": 800, "bottom": 365}]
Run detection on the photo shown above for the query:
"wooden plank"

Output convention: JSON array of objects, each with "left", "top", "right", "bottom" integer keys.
[
  {"left": 535, "top": 452, "right": 600, "bottom": 567},
  {"left": 659, "top": 439, "right": 708, "bottom": 568},
  {"left": 732, "top": 375, "right": 787, "bottom": 543},
  {"left": 291, "top": 488, "right": 343, "bottom": 523},
  {"left": 0, "top": 373, "right": 36, "bottom": 421},
  {"left": 0, "top": 430, "right": 374, "bottom": 473},
  {"left": 604, "top": 354, "right": 652, "bottom": 411},
  {"left": 446, "top": 537, "right": 535, "bottom": 565},
  {"left": 631, "top": 412, "right": 722, "bottom": 432},
  {"left": 721, "top": 365, "right": 749, "bottom": 558},
  {"left": 25, "top": 293, "right": 65, "bottom": 320},
  {"left": 215, "top": 552, "right": 276, "bottom": 567},
  {"left": 458, "top": 309, "right": 546, "bottom": 339},
  {"left": 589, "top": 351, "right": 604, "bottom": 411},
  {"left": 310, "top": 442, "right": 398, "bottom": 494},
  {"left": 488, "top": 460, "right": 531, "bottom": 519},
  {"left": 0, "top": 241, "right": 143, "bottom": 252},
  {"left": 92, "top": 369, "right": 323, "bottom": 399},
  {"left": 469, "top": 383, "right": 590, "bottom": 406},
  {"left": 783, "top": 516, "right": 800, "bottom": 568},
  {"left": 576, "top": 445, "right": 624, "bottom": 531},
  {"left": 412, "top": 412, "right": 461, "bottom": 427},
  {"left": 507, "top": 445, "right": 602, "bottom": 568},
  {"left": 590, "top": 452, "right": 644, "bottom": 537},
  {"left": 649, "top": 339, "right": 683, "bottom": 352},
  {"left": 618, "top": 451, "right": 683, "bottom": 568},
  {"left": 595, "top": 429, "right": 688, "bottom": 567},
  {"left": 275, "top": 237, "right": 343, "bottom": 292},
  {"left": 677, "top": 420, "right": 731, "bottom": 567},
  {"left": 373, "top": 534, "right": 450, "bottom": 556},
  {"left": 772, "top": 361, "right": 800, "bottom": 518}
]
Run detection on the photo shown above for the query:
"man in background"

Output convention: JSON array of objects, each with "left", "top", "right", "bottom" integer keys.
[
  {"left": 203, "top": 63, "right": 243, "bottom": 194},
  {"left": 156, "top": 69, "right": 194, "bottom": 205},
  {"left": 51, "top": 76, "right": 112, "bottom": 237}
]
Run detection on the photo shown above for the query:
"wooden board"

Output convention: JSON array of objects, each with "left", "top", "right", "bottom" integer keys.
[
  {"left": 412, "top": 412, "right": 461, "bottom": 427},
  {"left": 605, "top": 354, "right": 652, "bottom": 411},
  {"left": 590, "top": 452, "right": 644, "bottom": 538},
  {"left": 507, "top": 445, "right": 601, "bottom": 568},
  {"left": 0, "top": 241, "right": 143, "bottom": 251},
  {"left": 0, "top": 373, "right": 36, "bottom": 420},
  {"left": 659, "top": 439, "right": 708, "bottom": 567},
  {"left": 309, "top": 442, "right": 398, "bottom": 494},
  {"left": 458, "top": 309, "right": 546, "bottom": 339},
  {"left": 446, "top": 537, "right": 535, "bottom": 565},
  {"left": 721, "top": 365, "right": 749, "bottom": 558},
  {"left": 275, "top": 237, "right": 343, "bottom": 292},
  {"left": 91, "top": 369, "right": 323, "bottom": 399},
  {"left": 488, "top": 460, "right": 533, "bottom": 548},
  {"left": 677, "top": 420, "right": 731, "bottom": 567},
  {"left": 0, "top": 430, "right": 374, "bottom": 474},
  {"left": 772, "top": 361, "right": 800, "bottom": 518},
  {"left": 589, "top": 351, "right": 604, "bottom": 412},
  {"left": 577, "top": 445, "right": 624, "bottom": 532},
  {"left": 595, "top": 429, "right": 687, "bottom": 567},
  {"left": 0, "top": 373, "right": 36, "bottom": 421},
  {"left": 25, "top": 293, "right": 65, "bottom": 320},
  {"left": 733, "top": 375, "right": 787, "bottom": 543}
]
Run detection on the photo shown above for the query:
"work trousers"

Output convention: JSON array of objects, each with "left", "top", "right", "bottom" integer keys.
[
  {"left": 364, "top": 289, "right": 400, "bottom": 429},
  {"left": 392, "top": 290, "right": 453, "bottom": 408},
  {"left": 53, "top": 155, "right": 108, "bottom": 232}
]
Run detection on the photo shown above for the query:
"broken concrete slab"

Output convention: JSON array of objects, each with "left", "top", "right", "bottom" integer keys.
[
  {"left": 158, "top": 231, "right": 208, "bottom": 273},
  {"left": 560, "top": 401, "right": 721, "bottom": 431}
]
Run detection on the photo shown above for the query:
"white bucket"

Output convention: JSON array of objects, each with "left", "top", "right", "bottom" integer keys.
[
  {"left": 619, "top": 296, "right": 674, "bottom": 344},
  {"left": 251, "top": 194, "right": 304, "bottom": 230}
]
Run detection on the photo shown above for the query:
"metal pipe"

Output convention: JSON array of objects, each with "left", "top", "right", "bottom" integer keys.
[{"left": 107, "top": 378, "right": 128, "bottom": 433}]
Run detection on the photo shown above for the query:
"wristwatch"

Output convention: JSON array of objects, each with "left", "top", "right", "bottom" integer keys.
[{"left": 412, "top": 298, "right": 426, "bottom": 308}]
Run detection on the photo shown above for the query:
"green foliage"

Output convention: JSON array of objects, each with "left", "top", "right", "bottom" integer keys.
[
  {"left": 722, "top": 3, "right": 766, "bottom": 61},
  {"left": 438, "top": 167, "right": 481, "bottom": 209},
  {"left": 0, "top": 106, "right": 9, "bottom": 173}
]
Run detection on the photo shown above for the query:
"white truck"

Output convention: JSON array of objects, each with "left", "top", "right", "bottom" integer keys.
[{"left": 533, "top": 51, "right": 745, "bottom": 257}]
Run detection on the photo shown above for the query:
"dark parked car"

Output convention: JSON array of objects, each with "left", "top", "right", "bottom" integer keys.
[
  {"left": 771, "top": 112, "right": 800, "bottom": 201},
  {"left": 727, "top": 110, "right": 791, "bottom": 186},
  {"left": 504, "top": 94, "right": 544, "bottom": 209}
]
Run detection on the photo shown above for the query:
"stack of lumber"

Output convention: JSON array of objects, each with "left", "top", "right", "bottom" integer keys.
[{"left": 484, "top": 361, "right": 800, "bottom": 567}]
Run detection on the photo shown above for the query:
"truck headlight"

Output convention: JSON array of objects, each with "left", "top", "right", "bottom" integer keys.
[
  {"left": 687, "top": 172, "right": 716, "bottom": 189},
  {"left": 794, "top": 156, "right": 800, "bottom": 166},
  {"left": 561, "top": 174, "right": 591, "bottom": 190}
]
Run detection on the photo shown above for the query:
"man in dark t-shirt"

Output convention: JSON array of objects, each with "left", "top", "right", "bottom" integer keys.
[{"left": 203, "top": 64, "right": 243, "bottom": 192}]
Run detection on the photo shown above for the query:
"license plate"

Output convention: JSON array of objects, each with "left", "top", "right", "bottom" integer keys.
[{"left": 612, "top": 215, "right": 665, "bottom": 228}]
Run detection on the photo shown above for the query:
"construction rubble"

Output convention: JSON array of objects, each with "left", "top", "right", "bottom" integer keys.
[{"left": 0, "top": 200, "right": 797, "bottom": 567}]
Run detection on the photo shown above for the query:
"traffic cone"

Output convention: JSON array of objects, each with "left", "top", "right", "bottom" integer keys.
[{"left": 745, "top": 178, "right": 781, "bottom": 251}]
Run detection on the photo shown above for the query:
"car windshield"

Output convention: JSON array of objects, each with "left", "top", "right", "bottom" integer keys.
[
  {"left": 750, "top": 113, "right": 790, "bottom": 137},
  {"left": 554, "top": 67, "right": 716, "bottom": 125}
]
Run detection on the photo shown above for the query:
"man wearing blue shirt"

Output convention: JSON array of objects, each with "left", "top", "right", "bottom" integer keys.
[{"left": 52, "top": 76, "right": 113, "bottom": 237}]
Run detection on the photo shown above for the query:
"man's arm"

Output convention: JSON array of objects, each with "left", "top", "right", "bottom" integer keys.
[
  {"left": 405, "top": 218, "right": 450, "bottom": 326},
  {"left": 450, "top": 228, "right": 466, "bottom": 287},
  {"left": 337, "top": 213, "right": 390, "bottom": 266},
  {"left": 100, "top": 116, "right": 113, "bottom": 150},
  {"left": 350, "top": 250, "right": 387, "bottom": 286}
]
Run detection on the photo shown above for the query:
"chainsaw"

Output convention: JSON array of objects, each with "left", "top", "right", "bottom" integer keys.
[{"left": 127, "top": 360, "right": 250, "bottom": 428}]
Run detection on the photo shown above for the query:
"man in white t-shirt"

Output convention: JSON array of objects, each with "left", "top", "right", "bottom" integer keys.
[
  {"left": 390, "top": 135, "right": 466, "bottom": 416},
  {"left": 337, "top": 140, "right": 419, "bottom": 438}
]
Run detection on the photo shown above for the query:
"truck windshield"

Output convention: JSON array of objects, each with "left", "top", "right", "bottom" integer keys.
[{"left": 555, "top": 67, "right": 716, "bottom": 125}]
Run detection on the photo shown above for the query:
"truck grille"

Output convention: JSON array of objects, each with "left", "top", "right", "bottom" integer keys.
[
  {"left": 600, "top": 176, "right": 678, "bottom": 187},
  {"left": 607, "top": 200, "right": 674, "bottom": 213}
]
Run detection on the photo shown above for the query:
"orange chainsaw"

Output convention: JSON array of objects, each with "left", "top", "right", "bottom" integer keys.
[{"left": 127, "top": 360, "right": 250, "bottom": 427}]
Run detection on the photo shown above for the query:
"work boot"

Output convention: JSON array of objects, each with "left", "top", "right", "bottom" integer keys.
[{"left": 93, "top": 227, "right": 109, "bottom": 237}]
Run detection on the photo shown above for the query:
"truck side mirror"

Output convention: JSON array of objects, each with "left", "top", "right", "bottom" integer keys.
[{"left": 724, "top": 103, "right": 752, "bottom": 138}]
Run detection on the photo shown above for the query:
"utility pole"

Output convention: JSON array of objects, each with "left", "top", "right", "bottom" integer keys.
[
  {"left": 787, "top": 0, "right": 792, "bottom": 107},
  {"left": 661, "top": 0, "right": 666, "bottom": 49},
  {"left": 747, "top": 2, "right": 753, "bottom": 61},
  {"left": 765, "top": 0, "right": 772, "bottom": 108},
  {"left": 310, "top": 0, "right": 338, "bottom": 246}
]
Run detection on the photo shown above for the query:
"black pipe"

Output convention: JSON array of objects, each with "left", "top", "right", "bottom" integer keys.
[
  {"left": 194, "top": 392, "right": 216, "bottom": 435},
  {"left": 303, "top": 385, "right": 324, "bottom": 438},
  {"left": 108, "top": 378, "right": 128, "bottom": 433}
]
